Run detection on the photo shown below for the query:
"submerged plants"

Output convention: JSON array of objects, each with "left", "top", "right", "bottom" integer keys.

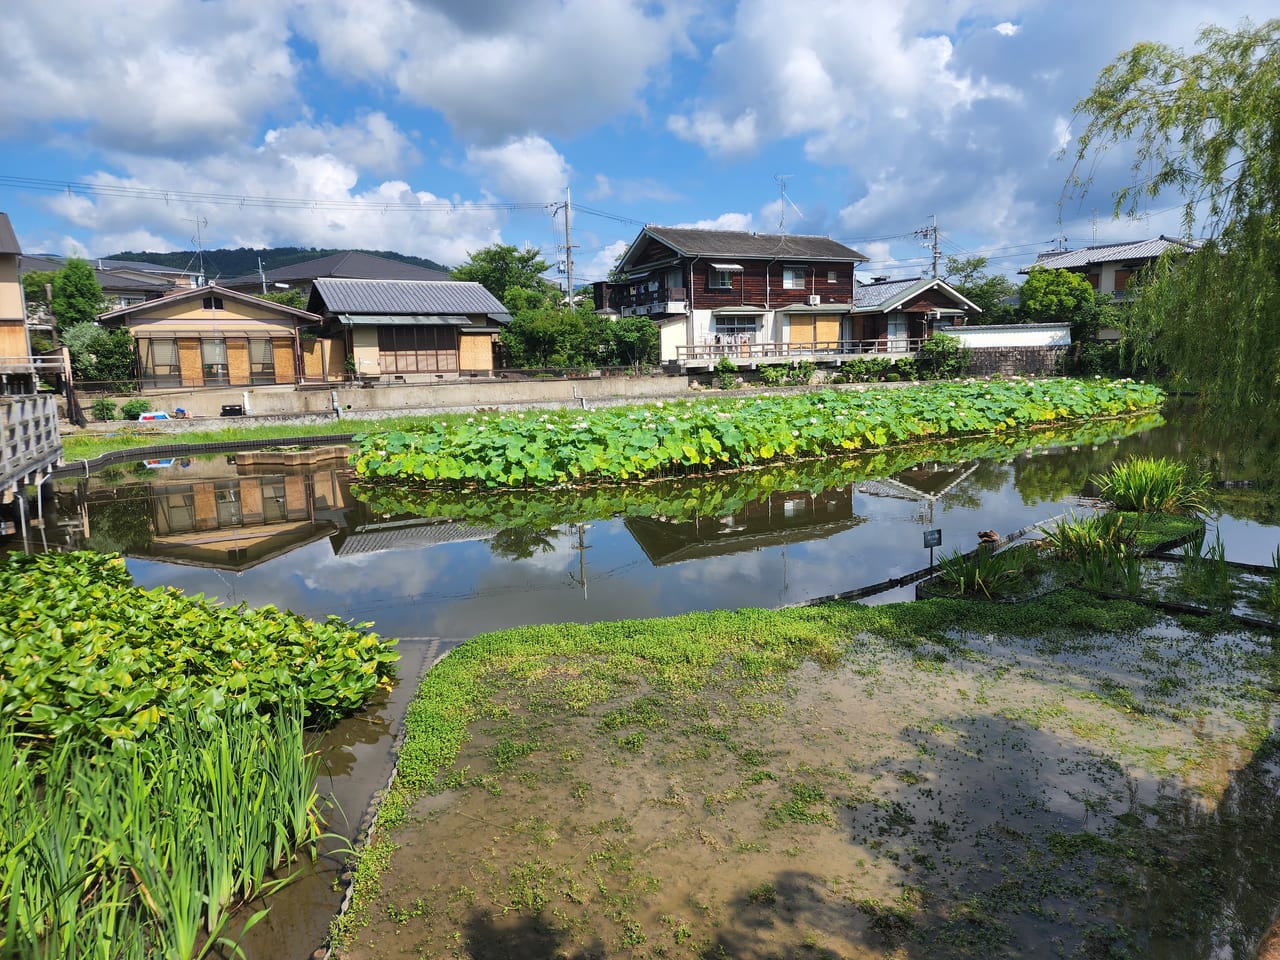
[{"left": 1091, "top": 456, "right": 1210, "bottom": 514}]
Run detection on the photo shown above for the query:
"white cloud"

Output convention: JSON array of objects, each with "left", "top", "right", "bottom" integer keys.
[
  {"left": 34, "top": 120, "right": 512, "bottom": 265},
  {"left": 579, "top": 239, "right": 631, "bottom": 285},
  {"left": 995, "top": 21, "right": 1020, "bottom": 36},
  {"left": 673, "top": 212, "right": 755, "bottom": 232},
  {"left": 296, "top": 0, "right": 699, "bottom": 143},
  {"left": 667, "top": 110, "right": 760, "bottom": 155},
  {"left": 0, "top": 0, "right": 298, "bottom": 152},
  {"left": 466, "top": 136, "right": 569, "bottom": 202}
]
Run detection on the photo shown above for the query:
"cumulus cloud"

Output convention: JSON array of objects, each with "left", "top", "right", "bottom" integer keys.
[
  {"left": 0, "top": 0, "right": 298, "bottom": 152},
  {"left": 466, "top": 136, "right": 569, "bottom": 202},
  {"left": 673, "top": 212, "right": 755, "bottom": 232},
  {"left": 34, "top": 119, "right": 510, "bottom": 265},
  {"left": 296, "top": 0, "right": 699, "bottom": 143},
  {"left": 995, "top": 21, "right": 1020, "bottom": 36}
]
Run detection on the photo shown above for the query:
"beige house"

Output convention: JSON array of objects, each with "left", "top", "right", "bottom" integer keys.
[
  {"left": 98, "top": 284, "right": 323, "bottom": 390},
  {"left": 307, "top": 278, "right": 510, "bottom": 382},
  {"left": 0, "top": 213, "right": 35, "bottom": 390}
]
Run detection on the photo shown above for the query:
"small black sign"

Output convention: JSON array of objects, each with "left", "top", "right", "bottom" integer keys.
[{"left": 923, "top": 529, "right": 943, "bottom": 548}]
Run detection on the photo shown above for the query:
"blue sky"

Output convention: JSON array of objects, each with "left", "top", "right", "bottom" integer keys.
[{"left": 0, "top": 1, "right": 1271, "bottom": 286}]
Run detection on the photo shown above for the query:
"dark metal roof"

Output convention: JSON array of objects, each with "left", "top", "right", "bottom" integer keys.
[
  {"left": 228, "top": 251, "right": 450, "bottom": 287},
  {"left": 311, "top": 278, "right": 510, "bottom": 320},
  {"left": 637, "top": 226, "right": 867, "bottom": 263},
  {"left": 0, "top": 213, "right": 21, "bottom": 255}
]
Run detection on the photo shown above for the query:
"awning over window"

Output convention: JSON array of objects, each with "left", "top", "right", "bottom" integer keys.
[
  {"left": 710, "top": 262, "right": 744, "bottom": 271},
  {"left": 711, "top": 305, "right": 768, "bottom": 315},
  {"left": 337, "top": 314, "right": 471, "bottom": 326}
]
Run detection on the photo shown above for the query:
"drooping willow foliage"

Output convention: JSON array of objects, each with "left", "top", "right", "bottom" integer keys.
[{"left": 1068, "top": 19, "right": 1280, "bottom": 435}]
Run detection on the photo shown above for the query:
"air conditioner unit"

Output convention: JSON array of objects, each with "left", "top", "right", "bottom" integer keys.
[{"left": 807, "top": 294, "right": 821, "bottom": 306}]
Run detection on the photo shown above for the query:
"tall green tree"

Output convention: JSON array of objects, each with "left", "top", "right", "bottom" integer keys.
[
  {"left": 1018, "top": 267, "right": 1096, "bottom": 325},
  {"left": 51, "top": 258, "right": 106, "bottom": 329},
  {"left": 1069, "top": 17, "right": 1280, "bottom": 416},
  {"left": 60, "top": 322, "right": 135, "bottom": 386},
  {"left": 942, "top": 255, "right": 1017, "bottom": 324},
  {"left": 452, "top": 243, "right": 554, "bottom": 308}
]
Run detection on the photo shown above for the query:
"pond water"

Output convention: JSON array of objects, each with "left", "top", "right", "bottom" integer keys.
[{"left": 14, "top": 401, "right": 1280, "bottom": 957}]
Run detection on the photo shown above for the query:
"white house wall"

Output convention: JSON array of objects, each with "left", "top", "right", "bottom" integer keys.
[{"left": 938, "top": 323, "right": 1071, "bottom": 348}]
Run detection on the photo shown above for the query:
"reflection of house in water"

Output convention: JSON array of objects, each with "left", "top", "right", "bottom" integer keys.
[
  {"left": 626, "top": 485, "right": 863, "bottom": 566},
  {"left": 857, "top": 462, "right": 979, "bottom": 520},
  {"left": 145, "top": 467, "right": 348, "bottom": 570},
  {"left": 329, "top": 516, "right": 498, "bottom": 557}
]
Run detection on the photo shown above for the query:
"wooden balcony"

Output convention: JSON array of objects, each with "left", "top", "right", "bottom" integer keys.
[
  {"left": 672, "top": 337, "right": 926, "bottom": 370},
  {"left": 616, "top": 286, "right": 688, "bottom": 316}
]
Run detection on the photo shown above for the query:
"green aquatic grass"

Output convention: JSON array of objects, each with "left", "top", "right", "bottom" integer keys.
[
  {"left": 0, "top": 704, "right": 322, "bottom": 960},
  {"left": 1092, "top": 455, "right": 1211, "bottom": 514}
]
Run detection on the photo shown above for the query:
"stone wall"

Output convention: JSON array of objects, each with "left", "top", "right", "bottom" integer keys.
[{"left": 965, "top": 345, "right": 1067, "bottom": 376}]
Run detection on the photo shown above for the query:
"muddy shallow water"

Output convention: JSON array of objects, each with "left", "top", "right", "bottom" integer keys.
[{"left": 336, "top": 609, "right": 1280, "bottom": 959}]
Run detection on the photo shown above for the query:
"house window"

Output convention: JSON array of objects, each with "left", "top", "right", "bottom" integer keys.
[
  {"left": 709, "top": 270, "right": 734, "bottom": 289},
  {"left": 713, "top": 315, "right": 759, "bottom": 341},
  {"left": 377, "top": 325, "right": 459, "bottom": 373},
  {"left": 1114, "top": 269, "right": 1133, "bottom": 293},
  {"left": 249, "top": 339, "right": 275, "bottom": 384},
  {"left": 202, "top": 296, "right": 224, "bottom": 310},
  {"left": 201, "top": 338, "right": 229, "bottom": 386},
  {"left": 782, "top": 267, "right": 806, "bottom": 290},
  {"left": 140, "top": 338, "right": 182, "bottom": 387},
  {"left": 827, "top": 271, "right": 837, "bottom": 283}
]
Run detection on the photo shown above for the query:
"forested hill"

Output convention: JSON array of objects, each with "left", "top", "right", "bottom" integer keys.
[{"left": 101, "top": 246, "right": 452, "bottom": 278}]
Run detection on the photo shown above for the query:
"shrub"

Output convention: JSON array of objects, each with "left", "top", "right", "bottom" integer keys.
[
  {"left": 121, "top": 399, "right": 151, "bottom": 420},
  {"left": 714, "top": 356, "right": 738, "bottom": 390},
  {"left": 919, "top": 333, "right": 968, "bottom": 379},
  {"left": 787, "top": 360, "right": 817, "bottom": 385},
  {"left": 757, "top": 365, "right": 787, "bottom": 387},
  {"left": 1091, "top": 456, "right": 1211, "bottom": 514},
  {"left": 893, "top": 357, "right": 918, "bottom": 380},
  {"left": 92, "top": 397, "right": 117, "bottom": 421}
]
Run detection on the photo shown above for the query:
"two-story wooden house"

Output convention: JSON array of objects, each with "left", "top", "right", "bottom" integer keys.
[
  {"left": 1021, "top": 236, "right": 1200, "bottom": 300},
  {"left": 596, "top": 226, "right": 869, "bottom": 365}
]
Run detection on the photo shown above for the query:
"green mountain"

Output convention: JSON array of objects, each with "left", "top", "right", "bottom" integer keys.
[{"left": 101, "top": 246, "right": 452, "bottom": 278}]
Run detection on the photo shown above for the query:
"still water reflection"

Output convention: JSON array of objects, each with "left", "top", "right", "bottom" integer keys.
[{"left": 26, "top": 407, "right": 1278, "bottom": 640}]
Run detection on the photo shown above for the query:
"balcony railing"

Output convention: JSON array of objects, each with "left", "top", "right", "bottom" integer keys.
[
  {"left": 673, "top": 338, "right": 926, "bottom": 364},
  {"left": 616, "top": 286, "right": 688, "bottom": 310},
  {"left": 1, "top": 393, "right": 63, "bottom": 502}
]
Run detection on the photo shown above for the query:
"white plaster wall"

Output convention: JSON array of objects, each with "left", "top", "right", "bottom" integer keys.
[{"left": 938, "top": 323, "right": 1071, "bottom": 348}]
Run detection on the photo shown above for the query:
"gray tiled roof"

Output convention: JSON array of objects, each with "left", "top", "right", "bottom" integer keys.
[
  {"left": 1023, "top": 236, "right": 1199, "bottom": 273},
  {"left": 311, "top": 278, "right": 509, "bottom": 318},
  {"left": 20, "top": 254, "right": 171, "bottom": 292},
  {"left": 854, "top": 277, "right": 926, "bottom": 308},
  {"left": 642, "top": 226, "right": 867, "bottom": 262}
]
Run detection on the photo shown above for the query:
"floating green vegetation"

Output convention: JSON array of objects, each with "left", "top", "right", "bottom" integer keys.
[
  {"left": 1092, "top": 455, "right": 1212, "bottom": 514},
  {"left": 932, "top": 545, "right": 1039, "bottom": 599},
  {"left": 351, "top": 406, "right": 1165, "bottom": 530},
  {"left": 350, "top": 378, "right": 1164, "bottom": 488},
  {"left": 0, "top": 551, "right": 398, "bottom": 743},
  {"left": 0, "top": 704, "right": 323, "bottom": 960}
]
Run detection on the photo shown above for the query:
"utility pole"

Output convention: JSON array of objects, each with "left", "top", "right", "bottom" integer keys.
[
  {"left": 914, "top": 215, "right": 940, "bottom": 277},
  {"left": 258, "top": 256, "right": 267, "bottom": 293},
  {"left": 554, "top": 187, "right": 577, "bottom": 304}
]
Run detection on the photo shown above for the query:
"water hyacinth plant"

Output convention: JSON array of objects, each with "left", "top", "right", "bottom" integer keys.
[
  {"left": 350, "top": 378, "right": 1164, "bottom": 489},
  {"left": 0, "top": 551, "right": 398, "bottom": 743},
  {"left": 1091, "top": 456, "right": 1211, "bottom": 514}
]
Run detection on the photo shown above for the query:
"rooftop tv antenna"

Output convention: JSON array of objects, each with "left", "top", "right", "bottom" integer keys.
[
  {"left": 774, "top": 175, "right": 804, "bottom": 234},
  {"left": 184, "top": 216, "right": 208, "bottom": 283}
]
